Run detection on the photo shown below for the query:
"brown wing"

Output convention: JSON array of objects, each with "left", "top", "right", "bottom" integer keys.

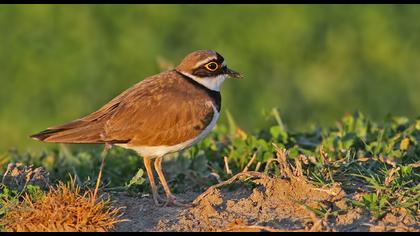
[{"left": 102, "top": 72, "right": 215, "bottom": 146}]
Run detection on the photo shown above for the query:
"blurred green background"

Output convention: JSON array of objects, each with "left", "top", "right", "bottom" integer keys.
[{"left": 1, "top": 4, "right": 420, "bottom": 151}]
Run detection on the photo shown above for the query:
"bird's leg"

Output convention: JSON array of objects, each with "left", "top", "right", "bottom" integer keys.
[
  {"left": 143, "top": 156, "right": 164, "bottom": 206},
  {"left": 154, "top": 156, "right": 174, "bottom": 199},
  {"left": 154, "top": 156, "right": 191, "bottom": 207}
]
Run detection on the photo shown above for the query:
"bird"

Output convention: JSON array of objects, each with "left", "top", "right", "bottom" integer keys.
[{"left": 30, "top": 50, "right": 242, "bottom": 206}]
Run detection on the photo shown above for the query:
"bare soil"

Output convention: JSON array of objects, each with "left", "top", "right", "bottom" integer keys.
[{"left": 113, "top": 172, "right": 419, "bottom": 232}]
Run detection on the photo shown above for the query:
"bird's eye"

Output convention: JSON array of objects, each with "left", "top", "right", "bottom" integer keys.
[{"left": 204, "top": 62, "right": 219, "bottom": 71}]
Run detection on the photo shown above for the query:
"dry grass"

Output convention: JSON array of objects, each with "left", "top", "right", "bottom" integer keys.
[{"left": 0, "top": 180, "right": 127, "bottom": 232}]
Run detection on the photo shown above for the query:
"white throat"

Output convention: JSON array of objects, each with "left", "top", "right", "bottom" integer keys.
[{"left": 180, "top": 72, "right": 227, "bottom": 91}]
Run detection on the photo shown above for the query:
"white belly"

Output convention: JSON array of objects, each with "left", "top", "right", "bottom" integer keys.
[{"left": 117, "top": 106, "right": 219, "bottom": 158}]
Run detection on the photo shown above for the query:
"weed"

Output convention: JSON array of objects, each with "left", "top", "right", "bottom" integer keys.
[{"left": 0, "top": 179, "right": 126, "bottom": 232}]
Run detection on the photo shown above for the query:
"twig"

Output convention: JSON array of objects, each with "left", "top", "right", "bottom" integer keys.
[
  {"left": 224, "top": 156, "right": 232, "bottom": 176},
  {"left": 208, "top": 172, "right": 222, "bottom": 183},
  {"left": 319, "top": 145, "right": 329, "bottom": 165},
  {"left": 272, "top": 144, "right": 293, "bottom": 178},
  {"left": 408, "top": 162, "right": 420, "bottom": 168},
  {"left": 255, "top": 162, "right": 261, "bottom": 172},
  {"left": 292, "top": 156, "right": 303, "bottom": 177},
  {"left": 264, "top": 158, "right": 280, "bottom": 174},
  {"left": 92, "top": 143, "right": 112, "bottom": 204},
  {"left": 242, "top": 153, "right": 257, "bottom": 172},
  {"left": 192, "top": 171, "right": 267, "bottom": 206}
]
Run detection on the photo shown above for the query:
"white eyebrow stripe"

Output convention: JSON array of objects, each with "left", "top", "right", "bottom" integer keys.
[{"left": 193, "top": 56, "right": 218, "bottom": 68}]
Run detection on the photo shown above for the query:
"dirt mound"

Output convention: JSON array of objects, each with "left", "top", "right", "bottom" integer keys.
[{"left": 154, "top": 171, "right": 342, "bottom": 232}]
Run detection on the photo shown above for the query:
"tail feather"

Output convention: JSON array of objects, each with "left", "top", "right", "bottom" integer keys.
[
  {"left": 30, "top": 128, "right": 67, "bottom": 141},
  {"left": 30, "top": 121, "right": 105, "bottom": 144},
  {"left": 30, "top": 101, "right": 127, "bottom": 144}
]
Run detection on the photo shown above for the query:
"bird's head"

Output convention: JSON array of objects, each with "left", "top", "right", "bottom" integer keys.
[{"left": 175, "top": 50, "right": 242, "bottom": 91}]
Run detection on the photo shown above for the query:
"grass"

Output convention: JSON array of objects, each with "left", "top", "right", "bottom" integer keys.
[
  {"left": 0, "top": 109, "right": 419, "bottom": 231},
  {"left": 0, "top": 179, "right": 125, "bottom": 232}
]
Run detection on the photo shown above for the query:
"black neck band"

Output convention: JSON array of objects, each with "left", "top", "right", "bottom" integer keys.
[{"left": 175, "top": 70, "right": 221, "bottom": 112}]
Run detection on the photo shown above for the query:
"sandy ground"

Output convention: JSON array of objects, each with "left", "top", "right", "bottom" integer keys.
[
  {"left": 112, "top": 172, "right": 419, "bottom": 232},
  {"left": 3, "top": 161, "right": 417, "bottom": 232}
]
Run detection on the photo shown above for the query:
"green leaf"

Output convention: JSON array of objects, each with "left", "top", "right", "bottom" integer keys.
[{"left": 126, "top": 168, "right": 146, "bottom": 188}]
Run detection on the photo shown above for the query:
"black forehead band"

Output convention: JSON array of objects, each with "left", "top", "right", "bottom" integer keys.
[{"left": 215, "top": 52, "right": 224, "bottom": 64}]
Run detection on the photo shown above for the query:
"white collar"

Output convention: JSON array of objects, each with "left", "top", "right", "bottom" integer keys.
[{"left": 179, "top": 72, "right": 227, "bottom": 92}]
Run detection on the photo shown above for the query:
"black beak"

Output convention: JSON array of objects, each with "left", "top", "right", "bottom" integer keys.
[{"left": 223, "top": 66, "right": 243, "bottom": 79}]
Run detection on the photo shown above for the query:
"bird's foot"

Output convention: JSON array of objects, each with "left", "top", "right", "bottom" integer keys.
[
  {"left": 151, "top": 193, "right": 166, "bottom": 207},
  {"left": 163, "top": 194, "right": 192, "bottom": 207}
]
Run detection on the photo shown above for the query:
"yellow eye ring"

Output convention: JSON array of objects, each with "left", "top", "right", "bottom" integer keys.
[{"left": 204, "top": 62, "right": 219, "bottom": 71}]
